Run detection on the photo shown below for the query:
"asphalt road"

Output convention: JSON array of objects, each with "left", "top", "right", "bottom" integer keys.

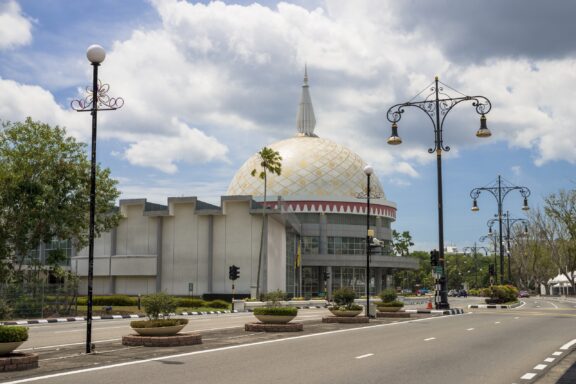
[{"left": 2, "top": 297, "right": 575, "bottom": 384}]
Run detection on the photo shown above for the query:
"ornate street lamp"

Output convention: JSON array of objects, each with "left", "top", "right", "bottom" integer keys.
[
  {"left": 463, "top": 243, "right": 489, "bottom": 288},
  {"left": 386, "top": 77, "right": 492, "bottom": 309},
  {"left": 364, "top": 165, "right": 374, "bottom": 318},
  {"left": 470, "top": 175, "right": 530, "bottom": 284},
  {"left": 487, "top": 211, "right": 529, "bottom": 283},
  {"left": 72, "top": 45, "right": 124, "bottom": 354}
]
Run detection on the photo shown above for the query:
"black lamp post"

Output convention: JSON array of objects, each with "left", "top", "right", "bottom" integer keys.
[
  {"left": 487, "top": 211, "right": 528, "bottom": 283},
  {"left": 470, "top": 175, "right": 530, "bottom": 284},
  {"left": 364, "top": 165, "right": 374, "bottom": 318},
  {"left": 386, "top": 76, "right": 492, "bottom": 309},
  {"left": 71, "top": 45, "right": 123, "bottom": 354},
  {"left": 463, "top": 243, "right": 489, "bottom": 288}
]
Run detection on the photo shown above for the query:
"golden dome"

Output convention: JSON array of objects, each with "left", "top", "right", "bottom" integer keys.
[{"left": 226, "top": 135, "right": 387, "bottom": 202}]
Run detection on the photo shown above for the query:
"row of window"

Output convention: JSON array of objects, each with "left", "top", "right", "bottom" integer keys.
[{"left": 301, "top": 236, "right": 390, "bottom": 255}]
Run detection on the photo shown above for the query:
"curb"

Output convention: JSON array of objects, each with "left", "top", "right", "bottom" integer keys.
[
  {"left": 1, "top": 310, "right": 238, "bottom": 325},
  {"left": 468, "top": 302, "right": 522, "bottom": 309},
  {"left": 404, "top": 308, "right": 464, "bottom": 315}
]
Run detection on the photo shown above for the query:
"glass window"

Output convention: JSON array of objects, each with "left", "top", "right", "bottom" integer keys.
[
  {"left": 327, "top": 236, "right": 366, "bottom": 255},
  {"left": 302, "top": 236, "right": 320, "bottom": 254}
]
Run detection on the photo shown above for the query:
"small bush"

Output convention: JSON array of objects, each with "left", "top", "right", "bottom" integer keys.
[
  {"left": 253, "top": 307, "right": 297, "bottom": 316},
  {"left": 142, "top": 292, "right": 177, "bottom": 320},
  {"left": 0, "top": 326, "right": 28, "bottom": 342},
  {"left": 207, "top": 300, "right": 229, "bottom": 309},
  {"left": 333, "top": 287, "right": 356, "bottom": 307},
  {"left": 130, "top": 318, "right": 188, "bottom": 328},
  {"left": 77, "top": 295, "right": 135, "bottom": 306},
  {"left": 263, "top": 290, "right": 286, "bottom": 306},
  {"left": 484, "top": 285, "right": 519, "bottom": 304},
  {"left": 0, "top": 299, "right": 12, "bottom": 320},
  {"left": 330, "top": 304, "right": 363, "bottom": 311},
  {"left": 378, "top": 289, "right": 397, "bottom": 303},
  {"left": 176, "top": 298, "right": 205, "bottom": 308}
]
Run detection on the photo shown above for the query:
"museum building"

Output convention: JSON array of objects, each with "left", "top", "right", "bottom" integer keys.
[{"left": 71, "top": 73, "right": 418, "bottom": 298}]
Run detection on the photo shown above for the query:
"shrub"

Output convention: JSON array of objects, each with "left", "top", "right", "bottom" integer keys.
[
  {"left": 0, "top": 299, "right": 12, "bottom": 320},
  {"left": 176, "top": 298, "right": 205, "bottom": 308},
  {"left": 484, "top": 285, "right": 519, "bottom": 304},
  {"left": 130, "top": 318, "right": 188, "bottom": 328},
  {"left": 0, "top": 326, "right": 28, "bottom": 342},
  {"left": 378, "top": 288, "right": 397, "bottom": 303},
  {"left": 263, "top": 290, "right": 286, "bottom": 306},
  {"left": 142, "top": 292, "right": 177, "bottom": 320},
  {"left": 207, "top": 300, "right": 229, "bottom": 309},
  {"left": 77, "top": 295, "right": 135, "bottom": 306},
  {"left": 333, "top": 287, "right": 356, "bottom": 307},
  {"left": 253, "top": 307, "right": 297, "bottom": 316},
  {"left": 330, "top": 303, "right": 363, "bottom": 311}
]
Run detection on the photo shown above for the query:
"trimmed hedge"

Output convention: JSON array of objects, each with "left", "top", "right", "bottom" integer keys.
[
  {"left": 207, "top": 300, "right": 229, "bottom": 309},
  {"left": 77, "top": 295, "right": 135, "bottom": 306},
  {"left": 377, "top": 300, "right": 404, "bottom": 307},
  {"left": 0, "top": 325, "right": 28, "bottom": 342},
  {"left": 253, "top": 307, "right": 298, "bottom": 316},
  {"left": 330, "top": 304, "right": 363, "bottom": 311},
  {"left": 130, "top": 318, "right": 188, "bottom": 328},
  {"left": 176, "top": 298, "right": 205, "bottom": 308},
  {"left": 484, "top": 285, "right": 519, "bottom": 304}
]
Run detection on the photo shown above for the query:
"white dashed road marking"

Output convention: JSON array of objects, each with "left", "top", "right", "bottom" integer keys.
[
  {"left": 544, "top": 358, "right": 555, "bottom": 363},
  {"left": 560, "top": 339, "right": 576, "bottom": 350},
  {"left": 533, "top": 364, "right": 547, "bottom": 370},
  {"left": 356, "top": 354, "right": 373, "bottom": 359},
  {"left": 424, "top": 337, "right": 436, "bottom": 341},
  {"left": 466, "top": 328, "right": 474, "bottom": 331},
  {"left": 521, "top": 373, "right": 536, "bottom": 380},
  {"left": 552, "top": 351, "right": 563, "bottom": 356}
]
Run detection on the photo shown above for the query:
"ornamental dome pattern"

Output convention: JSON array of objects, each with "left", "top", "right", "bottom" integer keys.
[{"left": 226, "top": 135, "right": 386, "bottom": 202}]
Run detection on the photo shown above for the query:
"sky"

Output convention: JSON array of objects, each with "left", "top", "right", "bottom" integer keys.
[{"left": 1, "top": 0, "right": 575, "bottom": 252}]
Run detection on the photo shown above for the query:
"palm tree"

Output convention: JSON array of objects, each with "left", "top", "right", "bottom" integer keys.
[{"left": 251, "top": 147, "right": 282, "bottom": 299}]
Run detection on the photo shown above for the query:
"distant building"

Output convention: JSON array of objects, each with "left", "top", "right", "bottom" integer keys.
[
  {"left": 71, "top": 73, "right": 418, "bottom": 298},
  {"left": 444, "top": 245, "right": 460, "bottom": 254}
]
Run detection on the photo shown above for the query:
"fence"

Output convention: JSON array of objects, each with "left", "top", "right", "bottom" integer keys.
[{"left": 0, "top": 281, "right": 79, "bottom": 320}]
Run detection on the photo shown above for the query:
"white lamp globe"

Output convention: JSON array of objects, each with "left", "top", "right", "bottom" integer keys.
[
  {"left": 86, "top": 45, "right": 106, "bottom": 64},
  {"left": 363, "top": 165, "right": 374, "bottom": 176}
]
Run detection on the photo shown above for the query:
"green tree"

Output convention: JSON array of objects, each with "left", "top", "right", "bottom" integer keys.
[
  {"left": 250, "top": 147, "right": 282, "bottom": 298},
  {"left": 391, "top": 230, "right": 414, "bottom": 257},
  {"left": 0, "top": 118, "right": 121, "bottom": 282}
]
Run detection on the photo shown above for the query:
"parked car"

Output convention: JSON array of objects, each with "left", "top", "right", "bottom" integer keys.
[
  {"left": 458, "top": 289, "right": 468, "bottom": 297},
  {"left": 519, "top": 290, "right": 530, "bottom": 298},
  {"left": 416, "top": 288, "right": 430, "bottom": 296},
  {"left": 448, "top": 289, "right": 459, "bottom": 297}
]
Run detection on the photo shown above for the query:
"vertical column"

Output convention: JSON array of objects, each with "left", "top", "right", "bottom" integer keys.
[
  {"left": 155, "top": 217, "right": 163, "bottom": 293},
  {"left": 208, "top": 215, "right": 214, "bottom": 293}
]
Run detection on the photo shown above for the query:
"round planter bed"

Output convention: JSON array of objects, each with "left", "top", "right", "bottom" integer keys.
[
  {"left": 245, "top": 322, "right": 303, "bottom": 332},
  {"left": 122, "top": 333, "right": 202, "bottom": 347}
]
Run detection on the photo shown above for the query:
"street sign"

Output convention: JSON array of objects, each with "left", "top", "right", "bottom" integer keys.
[{"left": 188, "top": 282, "right": 194, "bottom": 292}]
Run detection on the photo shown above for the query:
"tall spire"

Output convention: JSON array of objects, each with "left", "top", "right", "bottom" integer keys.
[{"left": 296, "top": 65, "right": 317, "bottom": 137}]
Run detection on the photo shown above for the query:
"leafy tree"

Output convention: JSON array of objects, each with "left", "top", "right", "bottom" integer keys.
[
  {"left": 0, "top": 118, "right": 121, "bottom": 283},
  {"left": 250, "top": 147, "right": 282, "bottom": 298},
  {"left": 531, "top": 189, "right": 576, "bottom": 293},
  {"left": 391, "top": 230, "right": 414, "bottom": 257}
]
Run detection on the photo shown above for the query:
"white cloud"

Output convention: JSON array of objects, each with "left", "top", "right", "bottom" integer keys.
[
  {"left": 0, "top": 0, "right": 32, "bottom": 49},
  {"left": 123, "top": 117, "right": 228, "bottom": 173}
]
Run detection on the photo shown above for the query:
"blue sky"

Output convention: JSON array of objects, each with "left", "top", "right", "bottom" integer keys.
[{"left": 1, "top": 0, "right": 575, "bottom": 252}]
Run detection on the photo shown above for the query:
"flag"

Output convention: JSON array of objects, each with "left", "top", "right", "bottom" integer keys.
[{"left": 295, "top": 240, "right": 301, "bottom": 267}]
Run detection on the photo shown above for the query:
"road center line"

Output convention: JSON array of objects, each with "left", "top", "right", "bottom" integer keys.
[
  {"left": 494, "top": 321, "right": 501, "bottom": 324},
  {"left": 355, "top": 353, "right": 374, "bottom": 359},
  {"left": 466, "top": 328, "right": 474, "bottom": 331},
  {"left": 424, "top": 337, "right": 436, "bottom": 341}
]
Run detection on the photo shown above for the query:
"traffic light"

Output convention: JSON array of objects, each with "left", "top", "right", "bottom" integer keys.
[
  {"left": 229, "top": 265, "right": 240, "bottom": 280},
  {"left": 488, "top": 264, "right": 495, "bottom": 276},
  {"left": 430, "top": 249, "right": 439, "bottom": 266},
  {"left": 323, "top": 272, "right": 330, "bottom": 281}
]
